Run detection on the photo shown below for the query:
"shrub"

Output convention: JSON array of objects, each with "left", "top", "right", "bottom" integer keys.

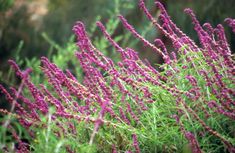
[{"left": 0, "top": 0, "right": 234, "bottom": 152}]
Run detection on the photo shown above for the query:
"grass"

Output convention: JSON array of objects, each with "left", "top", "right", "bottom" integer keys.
[{"left": 0, "top": 1, "right": 234, "bottom": 153}]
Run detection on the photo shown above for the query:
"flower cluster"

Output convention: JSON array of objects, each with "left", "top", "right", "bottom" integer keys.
[{"left": 0, "top": 0, "right": 234, "bottom": 152}]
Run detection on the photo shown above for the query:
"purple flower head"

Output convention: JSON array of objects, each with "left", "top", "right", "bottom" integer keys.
[
  {"left": 185, "top": 75, "right": 198, "bottom": 87},
  {"left": 138, "top": 0, "right": 153, "bottom": 21},
  {"left": 155, "top": 1, "right": 167, "bottom": 16},
  {"left": 132, "top": 134, "right": 140, "bottom": 153},
  {"left": 73, "top": 21, "right": 91, "bottom": 51},
  {"left": 185, "top": 132, "right": 202, "bottom": 153},
  {"left": 225, "top": 18, "right": 235, "bottom": 33},
  {"left": 203, "top": 23, "right": 214, "bottom": 36}
]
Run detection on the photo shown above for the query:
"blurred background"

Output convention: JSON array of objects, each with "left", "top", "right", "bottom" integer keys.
[{"left": 0, "top": 0, "right": 234, "bottom": 80}]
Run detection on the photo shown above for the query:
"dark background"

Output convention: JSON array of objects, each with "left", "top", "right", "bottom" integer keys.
[{"left": 0, "top": 0, "right": 234, "bottom": 71}]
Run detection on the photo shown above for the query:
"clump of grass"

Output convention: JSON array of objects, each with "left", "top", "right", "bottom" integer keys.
[{"left": 0, "top": 0, "right": 234, "bottom": 152}]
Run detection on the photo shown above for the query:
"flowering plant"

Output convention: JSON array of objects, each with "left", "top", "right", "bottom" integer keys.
[{"left": 0, "top": 0, "right": 234, "bottom": 152}]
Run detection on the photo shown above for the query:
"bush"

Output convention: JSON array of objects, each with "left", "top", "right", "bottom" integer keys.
[{"left": 0, "top": 0, "right": 234, "bottom": 152}]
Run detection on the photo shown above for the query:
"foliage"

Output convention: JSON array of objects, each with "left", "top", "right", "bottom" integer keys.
[
  {"left": 0, "top": 0, "right": 235, "bottom": 153},
  {"left": 0, "top": 0, "right": 14, "bottom": 12}
]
